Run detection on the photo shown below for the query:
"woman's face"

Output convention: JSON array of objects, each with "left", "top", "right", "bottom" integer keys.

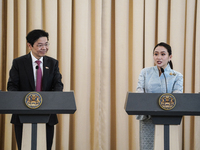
[{"left": 153, "top": 46, "right": 172, "bottom": 69}]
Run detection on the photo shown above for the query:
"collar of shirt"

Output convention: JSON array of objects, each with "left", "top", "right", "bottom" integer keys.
[
  {"left": 164, "top": 64, "right": 172, "bottom": 72},
  {"left": 153, "top": 64, "right": 172, "bottom": 74},
  {"left": 30, "top": 51, "right": 43, "bottom": 65}
]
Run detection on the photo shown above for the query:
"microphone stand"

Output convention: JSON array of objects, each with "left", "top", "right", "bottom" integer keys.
[
  {"left": 161, "top": 68, "right": 167, "bottom": 93},
  {"left": 161, "top": 67, "right": 169, "bottom": 150}
]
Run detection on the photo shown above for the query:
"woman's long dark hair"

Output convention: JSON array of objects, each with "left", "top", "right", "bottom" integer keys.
[{"left": 153, "top": 42, "right": 173, "bottom": 69}]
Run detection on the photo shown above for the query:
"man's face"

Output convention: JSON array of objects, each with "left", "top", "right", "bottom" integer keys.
[{"left": 27, "top": 37, "right": 49, "bottom": 59}]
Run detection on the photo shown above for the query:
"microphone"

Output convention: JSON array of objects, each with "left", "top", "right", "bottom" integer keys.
[
  {"left": 160, "top": 67, "right": 164, "bottom": 73},
  {"left": 161, "top": 67, "right": 167, "bottom": 93},
  {"left": 36, "top": 66, "right": 39, "bottom": 69}
]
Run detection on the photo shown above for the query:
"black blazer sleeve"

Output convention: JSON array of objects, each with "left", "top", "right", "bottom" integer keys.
[
  {"left": 7, "top": 54, "right": 35, "bottom": 91},
  {"left": 50, "top": 60, "right": 63, "bottom": 91},
  {"left": 7, "top": 59, "right": 21, "bottom": 91},
  {"left": 42, "top": 56, "right": 63, "bottom": 91}
]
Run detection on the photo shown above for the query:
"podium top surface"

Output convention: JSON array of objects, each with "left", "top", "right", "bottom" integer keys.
[
  {"left": 0, "top": 91, "right": 76, "bottom": 114},
  {"left": 125, "top": 92, "right": 200, "bottom": 116}
]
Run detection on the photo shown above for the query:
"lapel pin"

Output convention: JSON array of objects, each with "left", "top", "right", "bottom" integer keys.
[
  {"left": 45, "top": 66, "right": 49, "bottom": 69},
  {"left": 169, "top": 72, "right": 176, "bottom": 76}
]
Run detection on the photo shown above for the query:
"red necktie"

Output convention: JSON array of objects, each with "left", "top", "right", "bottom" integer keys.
[{"left": 35, "top": 60, "right": 42, "bottom": 91}]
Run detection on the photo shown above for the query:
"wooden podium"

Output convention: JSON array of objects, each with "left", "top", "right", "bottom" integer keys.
[
  {"left": 0, "top": 91, "right": 76, "bottom": 150},
  {"left": 125, "top": 92, "right": 200, "bottom": 150}
]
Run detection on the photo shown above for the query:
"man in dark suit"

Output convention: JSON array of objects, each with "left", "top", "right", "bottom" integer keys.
[{"left": 7, "top": 29, "right": 63, "bottom": 150}]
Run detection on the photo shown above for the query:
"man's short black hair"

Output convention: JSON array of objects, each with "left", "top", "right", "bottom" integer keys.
[{"left": 26, "top": 29, "right": 49, "bottom": 46}]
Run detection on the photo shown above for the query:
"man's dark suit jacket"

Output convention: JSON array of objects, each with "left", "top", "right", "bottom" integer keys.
[{"left": 7, "top": 53, "right": 63, "bottom": 125}]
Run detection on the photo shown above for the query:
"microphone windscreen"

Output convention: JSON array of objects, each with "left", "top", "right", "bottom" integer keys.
[
  {"left": 36, "top": 66, "right": 39, "bottom": 69},
  {"left": 160, "top": 67, "right": 164, "bottom": 73}
]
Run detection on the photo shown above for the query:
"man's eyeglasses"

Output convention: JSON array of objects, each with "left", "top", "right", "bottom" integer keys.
[{"left": 37, "top": 43, "right": 50, "bottom": 48}]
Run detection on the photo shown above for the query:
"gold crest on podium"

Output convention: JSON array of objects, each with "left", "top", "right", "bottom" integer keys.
[
  {"left": 25, "top": 92, "right": 43, "bottom": 109},
  {"left": 158, "top": 93, "right": 176, "bottom": 110}
]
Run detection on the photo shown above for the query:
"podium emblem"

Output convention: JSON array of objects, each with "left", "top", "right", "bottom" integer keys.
[
  {"left": 25, "top": 92, "right": 43, "bottom": 109},
  {"left": 158, "top": 93, "right": 176, "bottom": 110}
]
